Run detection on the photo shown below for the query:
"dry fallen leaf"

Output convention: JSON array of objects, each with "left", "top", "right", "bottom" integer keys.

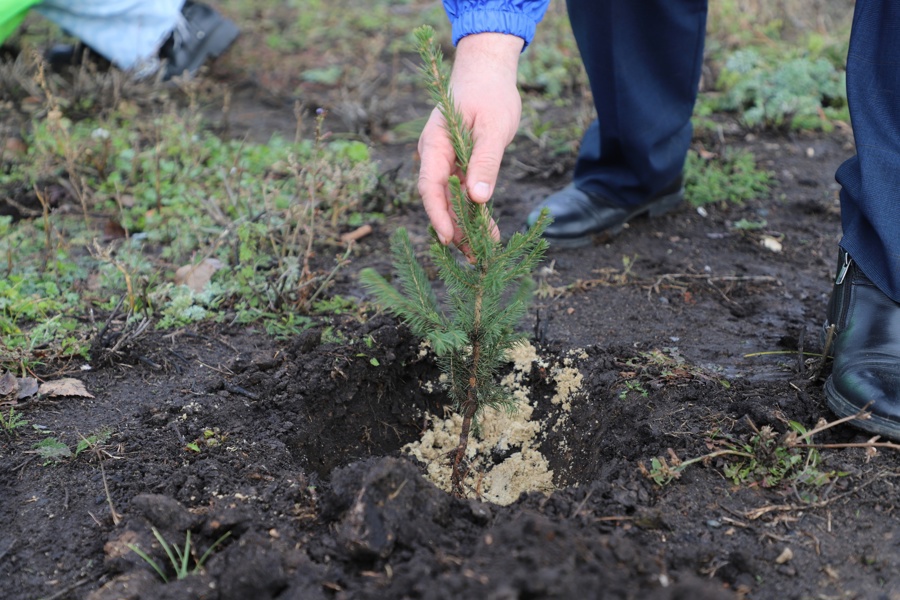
[
  {"left": 761, "top": 235, "right": 783, "bottom": 253},
  {"left": 103, "top": 219, "right": 128, "bottom": 241},
  {"left": 103, "top": 530, "right": 140, "bottom": 560},
  {"left": 174, "top": 258, "right": 224, "bottom": 293},
  {"left": 17, "top": 378, "right": 39, "bottom": 399},
  {"left": 39, "top": 378, "right": 94, "bottom": 399},
  {"left": 0, "top": 372, "right": 16, "bottom": 396},
  {"left": 4, "top": 137, "right": 28, "bottom": 156}
]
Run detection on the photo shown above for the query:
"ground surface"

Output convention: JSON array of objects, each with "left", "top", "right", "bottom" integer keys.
[{"left": 5, "top": 10, "right": 900, "bottom": 600}]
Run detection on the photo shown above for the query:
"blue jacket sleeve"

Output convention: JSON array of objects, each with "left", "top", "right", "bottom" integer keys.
[{"left": 442, "top": 1, "right": 551, "bottom": 48}]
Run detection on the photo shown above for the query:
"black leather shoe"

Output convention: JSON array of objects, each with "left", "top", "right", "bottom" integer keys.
[
  {"left": 824, "top": 249, "right": 900, "bottom": 439},
  {"left": 162, "top": 1, "right": 239, "bottom": 80},
  {"left": 525, "top": 177, "right": 684, "bottom": 247}
]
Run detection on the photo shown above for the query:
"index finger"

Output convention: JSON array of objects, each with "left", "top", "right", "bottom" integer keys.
[{"left": 418, "top": 110, "right": 458, "bottom": 245}]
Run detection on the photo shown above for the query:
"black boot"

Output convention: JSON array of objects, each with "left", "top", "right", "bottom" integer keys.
[
  {"left": 824, "top": 248, "right": 900, "bottom": 439},
  {"left": 161, "top": 1, "right": 239, "bottom": 80},
  {"left": 525, "top": 176, "right": 683, "bottom": 248}
]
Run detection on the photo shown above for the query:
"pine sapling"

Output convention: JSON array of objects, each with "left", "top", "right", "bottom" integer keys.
[{"left": 360, "top": 25, "right": 551, "bottom": 497}]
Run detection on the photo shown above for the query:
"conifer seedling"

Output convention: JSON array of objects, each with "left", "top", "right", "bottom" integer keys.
[{"left": 360, "top": 26, "right": 550, "bottom": 497}]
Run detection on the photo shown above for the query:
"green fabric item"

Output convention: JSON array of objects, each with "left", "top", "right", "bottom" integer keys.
[{"left": 0, "top": 1, "right": 43, "bottom": 45}]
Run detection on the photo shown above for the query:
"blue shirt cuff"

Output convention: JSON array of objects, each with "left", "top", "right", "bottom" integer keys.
[{"left": 451, "top": 10, "right": 538, "bottom": 48}]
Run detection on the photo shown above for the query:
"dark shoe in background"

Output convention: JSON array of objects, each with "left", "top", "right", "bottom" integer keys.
[
  {"left": 824, "top": 248, "right": 900, "bottom": 439},
  {"left": 162, "top": 1, "right": 239, "bottom": 80},
  {"left": 44, "top": 42, "right": 109, "bottom": 70},
  {"left": 525, "top": 176, "right": 684, "bottom": 248},
  {"left": 44, "top": 2, "right": 238, "bottom": 80}
]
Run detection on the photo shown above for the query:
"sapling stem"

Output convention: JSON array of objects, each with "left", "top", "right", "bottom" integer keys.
[{"left": 360, "top": 26, "right": 550, "bottom": 497}]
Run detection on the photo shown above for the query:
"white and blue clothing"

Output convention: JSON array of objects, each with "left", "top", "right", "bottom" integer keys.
[{"left": 35, "top": 0, "right": 183, "bottom": 70}]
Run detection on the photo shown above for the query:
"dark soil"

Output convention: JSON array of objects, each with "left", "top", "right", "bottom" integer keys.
[{"left": 4, "top": 50, "right": 899, "bottom": 600}]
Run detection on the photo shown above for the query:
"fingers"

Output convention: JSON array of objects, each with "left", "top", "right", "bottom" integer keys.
[
  {"left": 418, "top": 108, "right": 458, "bottom": 246},
  {"left": 464, "top": 134, "right": 505, "bottom": 204},
  {"left": 450, "top": 33, "right": 524, "bottom": 206},
  {"left": 417, "top": 33, "right": 524, "bottom": 247}
]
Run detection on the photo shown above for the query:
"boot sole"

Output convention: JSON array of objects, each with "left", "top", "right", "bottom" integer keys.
[
  {"left": 167, "top": 18, "right": 240, "bottom": 78},
  {"left": 824, "top": 376, "right": 900, "bottom": 440},
  {"left": 543, "top": 187, "right": 684, "bottom": 249}
]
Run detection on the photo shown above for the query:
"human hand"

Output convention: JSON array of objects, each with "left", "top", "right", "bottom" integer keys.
[{"left": 417, "top": 32, "right": 524, "bottom": 247}]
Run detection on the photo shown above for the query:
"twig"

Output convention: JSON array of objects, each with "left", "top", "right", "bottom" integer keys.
[
  {"left": 810, "top": 324, "right": 836, "bottom": 381},
  {"left": 647, "top": 273, "right": 779, "bottom": 298},
  {"left": 101, "top": 462, "right": 122, "bottom": 525},
  {"left": 792, "top": 405, "right": 873, "bottom": 444},
  {"left": 38, "top": 578, "right": 90, "bottom": 600},
  {"left": 223, "top": 382, "right": 259, "bottom": 401},
  {"left": 744, "top": 350, "right": 826, "bottom": 358},
  {"left": 742, "top": 473, "right": 885, "bottom": 521},
  {"left": 0, "top": 537, "right": 15, "bottom": 562},
  {"left": 798, "top": 441, "right": 900, "bottom": 451},
  {"left": 570, "top": 490, "right": 593, "bottom": 518},
  {"left": 137, "top": 355, "right": 162, "bottom": 370}
]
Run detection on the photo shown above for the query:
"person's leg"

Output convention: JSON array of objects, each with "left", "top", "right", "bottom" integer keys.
[
  {"left": 568, "top": 0, "right": 708, "bottom": 205},
  {"left": 826, "top": 0, "right": 900, "bottom": 437},
  {"left": 527, "top": 0, "right": 708, "bottom": 245},
  {"left": 835, "top": 0, "right": 900, "bottom": 302},
  {"left": 35, "top": 0, "right": 183, "bottom": 70}
]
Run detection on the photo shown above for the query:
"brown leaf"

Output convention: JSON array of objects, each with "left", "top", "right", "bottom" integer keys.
[
  {"left": 4, "top": 137, "right": 27, "bottom": 156},
  {"left": 174, "top": 258, "right": 224, "bottom": 293},
  {"left": 0, "top": 372, "right": 16, "bottom": 396},
  {"left": 103, "top": 219, "right": 127, "bottom": 241},
  {"left": 39, "top": 378, "right": 94, "bottom": 399},
  {"left": 17, "top": 378, "right": 39, "bottom": 399}
]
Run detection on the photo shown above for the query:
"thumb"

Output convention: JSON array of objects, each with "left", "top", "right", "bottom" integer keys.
[{"left": 464, "top": 137, "right": 506, "bottom": 204}]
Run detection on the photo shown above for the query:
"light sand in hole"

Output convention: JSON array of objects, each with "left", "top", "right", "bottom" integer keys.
[{"left": 404, "top": 342, "right": 583, "bottom": 506}]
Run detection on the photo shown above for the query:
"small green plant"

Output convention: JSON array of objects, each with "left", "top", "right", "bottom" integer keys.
[
  {"left": 360, "top": 26, "right": 550, "bottom": 497},
  {"left": 716, "top": 421, "right": 840, "bottom": 490},
  {"left": 32, "top": 437, "right": 73, "bottom": 464},
  {"left": 0, "top": 406, "right": 28, "bottom": 436},
  {"left": 731, "top": 218, "right": 768, "bottom": 231},
  {"left": 684, "top": 148, "right": 772, "bottom": 207},
  {"left": 641, "top": 420, "right": 846, "bottom": 495},
  {"left": 716, "top": 48, "right": 847, "bottom": 130},
  {"left": 75, "top": 428, "right": 113, "bottom": 457},
  {"left": 618, "top": 379, "right": 648, "bottom": 400},
  {"left": 127, "top": 527, "right": 231, "bottom": 583}
]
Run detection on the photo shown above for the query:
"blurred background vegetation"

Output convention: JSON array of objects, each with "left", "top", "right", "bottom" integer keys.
[{"left": 0, "top": 0, "right": 855, "bottom": 374}]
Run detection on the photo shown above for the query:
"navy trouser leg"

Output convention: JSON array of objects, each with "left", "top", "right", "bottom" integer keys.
[
  {"left": 835, "top": 0, "right": 900, "bottom": 303},
  {"left": 565, "top": 0, "right": 708, "bottom": 206}
]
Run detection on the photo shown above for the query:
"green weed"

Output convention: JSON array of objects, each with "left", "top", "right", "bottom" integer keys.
[
  {"left": 617, "top": 347, "right": 731, "bottom": 397},
  {"left": 128, "top": 527, "right": 231, "bottom": 583},
  {"left": 32, "top": 437, "right": 72, "bottom": 464},
  {"left": 0, "top": 407, "right": 28, "bottom": 436},
  {"left": 0, "top": 102, "right": 381, "bottom": 369},
  {"left": 684, "top": 148, "right": 772, "bottom": 207},
  {"left": 75, "top": 429, "right": 113, "bottom": 457},
  {"left": 642, "top": 420, "right": 847, "bottom": 496},
  {"left": 731, "top": 218, "right": 768, "bottom": 231},
  {"left": 716, "top": 49, "right": 847, "bottom": 130},
  {"left": 714, "top": 421, "right": 842, "bottom": 491},
  {"left": 618, "top": 379, "right": 648, "bottom": 400}
]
